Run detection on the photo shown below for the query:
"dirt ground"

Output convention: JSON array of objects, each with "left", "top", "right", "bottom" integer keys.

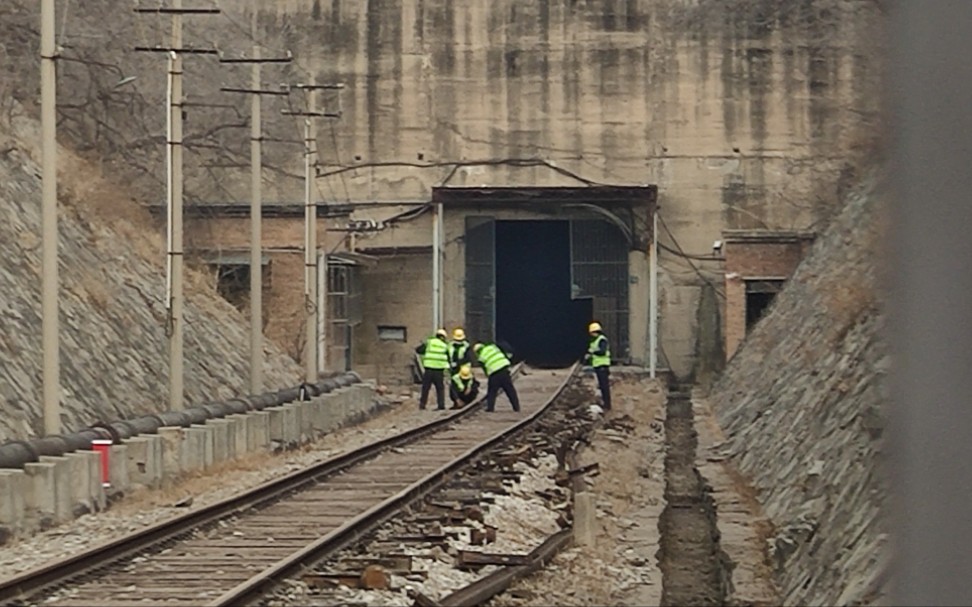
[{"left": 492, "top": 372, "right": 668, "bottom": 607}]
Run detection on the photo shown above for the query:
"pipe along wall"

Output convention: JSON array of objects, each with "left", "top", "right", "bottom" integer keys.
[{"left": 0, "top": 372, "right": 378, "bottom": 544}]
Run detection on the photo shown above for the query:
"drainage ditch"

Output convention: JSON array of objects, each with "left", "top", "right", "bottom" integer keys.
[{"left": 657, "top": 388, "right": 732, "bottom": 606}]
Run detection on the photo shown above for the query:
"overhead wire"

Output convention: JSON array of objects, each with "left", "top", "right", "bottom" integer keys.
[
  {"left": 217, "top": 5, "right": 344, "bottom": 207},
  {"left": 656, "top": 212, "right": 727, "bottom": 299},
  {"left": 316, "top": 158, "right": 620, "bottom": 188},
  {"left": 327, "top": 121, "right": 353, "bottom": 204}
]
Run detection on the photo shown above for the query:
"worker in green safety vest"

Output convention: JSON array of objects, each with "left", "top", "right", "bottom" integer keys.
[
  {"left": 415, "top": 328, "right": 450, "bottom": 410},
  {"left": 449, "top": 327, "right": 472, "bottom": 374},
  {"left": 449, "top": 363, "right": 480, "bottom": 409},
  {"left": 583, "top": 321, "right": 612, "bottom": 410},
  {"left": 472, "top": 341, "right": 521, "bottom": 412}
]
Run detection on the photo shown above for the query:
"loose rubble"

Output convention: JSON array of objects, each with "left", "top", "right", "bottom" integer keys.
[
  {"left": 491, "top": 375, "right": 668, "bottom": 607},
  {"left": 265, "top": 379, "right": 601, "bottom": 607}
]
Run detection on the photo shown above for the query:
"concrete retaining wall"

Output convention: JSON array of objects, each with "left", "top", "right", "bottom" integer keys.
[{"left": 0, "top": 382, "right": 378, "bottom": 542}]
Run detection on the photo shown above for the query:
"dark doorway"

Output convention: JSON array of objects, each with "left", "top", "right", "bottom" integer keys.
[
  {"left": 745, "top": 279, "right": 785, "bottom": 330},
  {"left": 494, "top": 220, "right": 590, "bottom": 367}
]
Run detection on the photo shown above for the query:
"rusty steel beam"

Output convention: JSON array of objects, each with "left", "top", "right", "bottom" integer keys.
[{"left": 438, "top": 529, "right": 574, "bottom": 607}]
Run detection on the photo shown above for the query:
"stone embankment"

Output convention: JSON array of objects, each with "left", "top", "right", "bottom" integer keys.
[
  {"left": 708, "top": 178, "right": 889, "bottom": 605},
  {"left": 0, "top": 109, "right": 302, "bottom": 443}
]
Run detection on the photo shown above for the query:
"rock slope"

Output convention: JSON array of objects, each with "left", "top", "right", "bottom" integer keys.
[
  {"left": 0, "top": 111, "right": 301, "bottom": 443},
  {"left": 710, "top": 177, "right": 889, "bottom": 605}
]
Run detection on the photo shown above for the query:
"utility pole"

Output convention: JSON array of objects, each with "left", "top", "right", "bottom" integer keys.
[
  {"left": 282, "top": 80, "right": 342, "bottom": 383},
  {"left": 40, "top": 0, "right": 60, "bottom": 435},
  {"left": 135, "top": 1, "right": 219, "bottom": 411},
  {"left": 649, "top": 210, "right": 658, "bottom": 379},
  {"left": 219, "top": 13, "right": 292, "bottom": 395},
  {"left": 432, "top": 203, "right": 443, "bottom": 331}
]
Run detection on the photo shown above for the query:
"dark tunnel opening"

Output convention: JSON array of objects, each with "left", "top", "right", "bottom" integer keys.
[{"left": 494, "top": 220, "right": 590, "bottom": 368}]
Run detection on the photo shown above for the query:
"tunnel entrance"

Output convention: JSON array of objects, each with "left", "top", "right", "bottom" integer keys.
[{"left": 494, "top": 220, "right": 590, "bottom": 368}]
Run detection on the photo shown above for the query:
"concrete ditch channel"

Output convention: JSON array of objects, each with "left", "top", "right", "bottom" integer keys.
[{"left": 657, "top": 387, "right": 732, "bottom": 607}]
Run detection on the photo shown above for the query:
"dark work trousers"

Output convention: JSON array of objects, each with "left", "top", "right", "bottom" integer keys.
[
  {"left": 486, "top": 369, "right": 521, "bottom": 412},
  {"left": 420, "top": 368, "right": 446, "bottom": 410},
  {"left": 594, "top": 366, "right": 612, "bottom": 410},
  {"left": 449, "top": 383, "right": 479, "bottom": 408}
]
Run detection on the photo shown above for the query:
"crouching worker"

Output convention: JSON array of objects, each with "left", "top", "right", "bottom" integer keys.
[
  {"left": 449, "top": 364, "right": 480, "bottom": 409},
  {"left": 472, "top": 341, "right": 521, "bottom": 413}
]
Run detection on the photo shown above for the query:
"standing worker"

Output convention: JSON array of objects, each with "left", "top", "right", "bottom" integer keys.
[
  {"left": 584, "top": 321, "right": 612, "bottom": 410},
  {"left": 449, "top": 327, "right": 472, "bottom": 373},
  {"left": 472, "top": 341, "right": 521, "bottom": 412},
  {"left": 449, "top": 363, "right": 480, "bottom": 409},
  {"left": 415, "top": 328, "right": 450, "bottom": 410}
]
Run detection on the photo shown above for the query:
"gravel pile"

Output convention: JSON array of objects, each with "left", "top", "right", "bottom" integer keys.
[{"left": 271, "top": 452, "right": 571, "bottom": 607}]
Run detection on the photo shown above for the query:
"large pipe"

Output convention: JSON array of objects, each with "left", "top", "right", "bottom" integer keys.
[{"left": 0, "top": 373, "right": 363, "bottom": 469}]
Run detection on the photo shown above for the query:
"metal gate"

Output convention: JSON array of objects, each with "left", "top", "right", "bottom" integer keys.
[
  {"left": 327, "top": 263, "right": 362, "bottom": 371},
  {"left": 464, "top": 216, "right": 495, "bottom": 342},
  {"left": 570, "top": 219, "right": 630, "bottom": 359},
  {"left": 464, "top": 216, "right": 629, "bottom": 359}
]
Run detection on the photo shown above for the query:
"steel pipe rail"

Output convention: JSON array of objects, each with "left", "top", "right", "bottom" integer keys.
[{"left": 0, "top": 371, "right": 363, "bottom": 470}]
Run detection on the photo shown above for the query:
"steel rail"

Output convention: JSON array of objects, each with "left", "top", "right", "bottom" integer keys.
[
  {"left": 0, "top": 364, "right": 527, "bottom": 604},
  {"left": 208, "top": 363, "right": 578, "bottom": 606}
]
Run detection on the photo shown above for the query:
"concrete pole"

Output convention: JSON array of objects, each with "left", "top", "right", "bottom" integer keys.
[
  {"left": 432, "top": 203, "right": 441, "bottom": 330},
  {"left": 303, "top": 81, "right": 318, "bottom": 383},
  {"left": 167, "top": 0, "right": 185, "bottom": 411},
  {"left": 248, "top": 38, "right": 263, "bottom": 394},
  {"left": 437, "top": 203, "right": 444, "bottom": 325},
  {"left": 317, "top": 250, "right": 327, "bottom": 373},
  {"left": 40, "top": 0, "right": 61, "bottom": 435},
  {"left": 649, "top": 210, "right": 658, "bottom": 379}
]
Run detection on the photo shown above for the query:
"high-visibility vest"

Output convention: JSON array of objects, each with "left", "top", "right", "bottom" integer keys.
[
  {"left": 451, "top": 373, "right": 473, "bottom": 392},
  {"left": 588, "top": 334, "right": 611, "bottom": 368},
  {"left": 422, "top": 337, "right": 450, "bottom": 369},
  {"left": 477, "top": 343, "right": 511, "bottom": 376},
  {"left": 450, "top": 341, "right": 470, "bottom": 367}
]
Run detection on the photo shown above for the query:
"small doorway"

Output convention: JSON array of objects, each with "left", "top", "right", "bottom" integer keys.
[{"left": 745, "top": 279, "right": 785, "bottom": 330}]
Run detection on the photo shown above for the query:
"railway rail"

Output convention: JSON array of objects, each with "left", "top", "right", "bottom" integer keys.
[{"left": 0, "top": 364, "right": 577, "bottom": 607}]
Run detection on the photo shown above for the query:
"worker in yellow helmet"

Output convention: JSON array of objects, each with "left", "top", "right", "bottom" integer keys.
[
  {"left": 472, "top": 341, "right": 520, "bottom": 412},
  {"left": 583, "top": 321, "right": 612, "bottom": 410},
  {"left": 414, "top": 328, "right": 450, "bottom": 410},
  {"left": 449, "top": 327, "right": 472, "bottom": 374},
  {"left": 449, "top": 363, "right": 480, "bottom": 409}
]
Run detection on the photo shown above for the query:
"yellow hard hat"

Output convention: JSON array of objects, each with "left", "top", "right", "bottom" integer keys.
[
  {"left": 458, "top": 364, "right": 472, "bottom": 379},
  {"left": 472, "top": 342, "right": 483, "bottom": 352},
  {"left": 436, "top": 328, "right": 448, "bottom": 339},
  {"left": 588, "top": 321, "right": 602, "bottom": 334},
  {"left": 452, "top": 328, "right": 466, "bottom": 341}
]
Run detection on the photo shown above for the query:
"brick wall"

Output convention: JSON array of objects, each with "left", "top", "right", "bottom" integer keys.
[{"left": 724, "top": 236, "right": 815, "bottom": 359}]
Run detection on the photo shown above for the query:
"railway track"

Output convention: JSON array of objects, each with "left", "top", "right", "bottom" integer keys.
[{"left": 0, "top": 365, "right": 576, "bottom": 607}]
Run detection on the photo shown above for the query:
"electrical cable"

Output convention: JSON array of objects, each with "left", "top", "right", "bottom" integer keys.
[
  {"left": 315, "top": 158, "right": 618, "bottom": 188},
  {"left": 327, "top": 121, "right": 352, "bottom": 204},
  {"left": 656, "top": 212, "right": 727, "bottom": 299},
  {"left": 657, "top": 241, "right": 723, "bottom": 261}
]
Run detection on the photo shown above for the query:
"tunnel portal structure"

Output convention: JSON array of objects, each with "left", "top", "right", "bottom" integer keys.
[{"left": 431, "top": 185, "right": 658, "bottom": 370}]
